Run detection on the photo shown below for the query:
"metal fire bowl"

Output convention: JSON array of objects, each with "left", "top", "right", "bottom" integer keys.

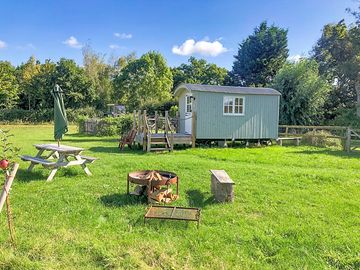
[{"left": 127, "top": 170, "right": 178, "bottom": 186}]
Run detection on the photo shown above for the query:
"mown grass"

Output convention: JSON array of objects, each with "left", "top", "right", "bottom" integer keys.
[{"left": 0, "top": 124, "right": 359, "bottom": 270}]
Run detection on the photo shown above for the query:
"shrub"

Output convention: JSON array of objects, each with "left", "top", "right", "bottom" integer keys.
[
  {"left": 302, "top": 130, "right": 342, "bottom": 148},
  {"left": 0, "top": 107, "right": 101, "bottom": 123},
  {"left": 78, "top": 114, "right": 133, "bottom": 136},
  {"left": 330, "top": 108, "right": 360, "bottom": 128}
]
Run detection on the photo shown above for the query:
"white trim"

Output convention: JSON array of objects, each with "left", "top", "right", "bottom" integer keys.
[
  {"left": 223, "top": 96, "right": 245, "bottom": 116},
  {"left": 185, "top": 94, "right": 192, "bottom": 114}
]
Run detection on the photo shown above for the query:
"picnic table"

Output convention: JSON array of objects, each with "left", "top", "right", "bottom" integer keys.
[{"left": 21, "top": 144, "right": 97, "bottom": 181}]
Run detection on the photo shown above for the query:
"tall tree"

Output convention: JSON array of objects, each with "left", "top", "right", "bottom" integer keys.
[
  {"left": 0, "top": 61, "right": 19, "bottom": 109},
  {"left": 82, "top": 45, "right": 114, "bottom": 110},
  {"left": 172, "top": 57, "right": 228, "bottom": 88},
  {"left": 54, "top": 58, "right": 95, "bottom": 109},
  {"left": 231, "top": 21, "right": 288, "bottom": 87},
  {"left": 113, "top": 51, "right": 173, "bottom": 110},
  {"left": 271, "top": 59, "right": 331, "bottom": 125},
  {"left": 16, "top": 56, "right": 41, "bottom": 110},
  {"left": 312, "top": 21, "right": 356, "bottom": 119}
]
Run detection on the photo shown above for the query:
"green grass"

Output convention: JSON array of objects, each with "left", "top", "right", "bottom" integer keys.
[{"left": 0, "top": 124, "right": 359, "bottom": 270}]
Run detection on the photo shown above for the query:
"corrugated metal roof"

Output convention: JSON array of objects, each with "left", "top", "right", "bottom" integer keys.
[{"left": 174, "top": 83, "right": 281, "bottom": 96}]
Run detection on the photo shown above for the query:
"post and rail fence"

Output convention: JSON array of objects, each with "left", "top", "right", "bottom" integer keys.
[{"left": 278, "top": 125, "right": 360, "bottom": 152}]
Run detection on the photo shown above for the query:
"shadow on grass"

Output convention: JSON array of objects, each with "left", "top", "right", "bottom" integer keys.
[
  {"left": 290, "top": 148, "right": 360, "bottom": 159},
  {"left": 186, "top": 189, "right": 216, "bottom": 208},
  {"left": 16, "top": 167, "right": 84, "bottom": 182},
  {"left": 100, "top": 193, "right": 147, "bottom": 207},
  {"left": 16, "top": 168, "right": 46, "bottom": 182},
  {"left": 88, "top": 146, "right": 145, "bottom": 155}
]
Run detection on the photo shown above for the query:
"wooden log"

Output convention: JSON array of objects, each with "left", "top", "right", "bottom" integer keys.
[
  {"left": 345, "top": 127, "right": 351, "bottom": 152},
  {"left": 0, "top": 163, "right": 19, "bottom": 213}
]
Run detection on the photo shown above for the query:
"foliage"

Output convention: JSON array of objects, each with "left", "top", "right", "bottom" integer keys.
[
  {"left": 113, "top": 51, "right": 173, "bottom": 111},
  {"left": 0, "top": 61, "right": 19, "bottom": 109},
  {"left": 0, "top": 124, "right": 359, "bottom": 269},
  {"left": 171, "top": 57, "right": 228, "bottom": 88},
  {"left": 271, "top": 59, "right": 331, "bottom": 125},
  {"left": 312, "top": 20, "right": 358, "bottom": 119},
  {"left": 16, "top": 56, "right": 41, "bottom": 110},
  {"left": 0, "top": 107, "right": 100, "bottom": 123},
  {"left": 330, "top": 107, "right": 360, "bottom": 128},
  {"left": 141, "top": 100, "right": 177, "bottom": 115},
  {"left": 230, "top": 21, "right": 288, "bottom": 87},
  {"left": 0, "top": 129, "right": 20, "bottom": 163},
  {"left": 302, "top": 130, "right": 342, "bottom": 148},
  {"left": 78, "top": 114, "right": 133, "bottom": 136},
  {"left": 82, "top": 45, "right": 114, "bottom": 110}
]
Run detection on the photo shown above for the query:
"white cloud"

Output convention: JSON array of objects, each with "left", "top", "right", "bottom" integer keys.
[
  {"left": 0, "top": 40, "right": 7, "bottom": 49},
  {"left": 16, "top": 43, "right": 36, "bottom": 50},
  {"left": 109, "top": 44, "right": 120, "bottom": 49},
  {"left": 172, "top": 39, "right": 228, "bottom": 57},
  {"left": 63, "top": 36, "right": 82, "bottom": 49},
  {"left": 288, "top": 54, "right": 302, "bottom": 63},
  {"left": 114, "top": 33, "right": 132, "bottom": 39}
]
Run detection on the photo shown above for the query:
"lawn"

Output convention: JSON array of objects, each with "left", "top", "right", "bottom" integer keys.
[{"left": 0, "top": 125, "right": 359, "bottom": 270}]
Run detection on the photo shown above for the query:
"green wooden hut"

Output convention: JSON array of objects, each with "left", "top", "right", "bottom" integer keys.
[{"left": 174, "top": 83, "right": 281, "bottom": 141}]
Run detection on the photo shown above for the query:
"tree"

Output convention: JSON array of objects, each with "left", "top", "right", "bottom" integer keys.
[
  {"left": 16, "top": 56, "right": 41, "bottom": 110},
  {"left": 270, "top": 59, "right": 331, "bottom": 125},
  {"left": 53, "top": 58, "right": 94, "bottom": 109},
  {"left": 171, "top": 57, "right": 228, "bottom": 88},
  {"left": 113, "top": 51, "right": 173, "bottom": 111},
  {"left": 82, "top": 45, "right": 114, "bottom": 110},
  {"left": 0, "top": 61, "right": 19, "bottom": 109},
  {"left": 230, "top": 21, "right": 288, "bottom": 87},
  {"left": 312, "top": 21, "right": 357, "bottom": 119}
]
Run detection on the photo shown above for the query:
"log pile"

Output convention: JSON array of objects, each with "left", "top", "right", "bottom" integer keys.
[{"left": 130, "top": 170, "right": 178, "bottom": 204}]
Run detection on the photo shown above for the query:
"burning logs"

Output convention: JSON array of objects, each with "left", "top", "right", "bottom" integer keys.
[{"left": 127, "top": 170, "right": 179, "bottom": 204}]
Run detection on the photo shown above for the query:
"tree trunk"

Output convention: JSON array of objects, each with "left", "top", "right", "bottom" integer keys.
[{"left": 356, "top": 78, "right": 360, "bottom": 117}]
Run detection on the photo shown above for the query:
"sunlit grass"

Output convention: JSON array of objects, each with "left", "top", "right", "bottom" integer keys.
[{"left": 0, "top": 124, "right": 359, "bottom": 269}]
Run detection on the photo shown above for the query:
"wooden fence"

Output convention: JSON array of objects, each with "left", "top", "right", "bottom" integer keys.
[{"left": 279, "top": 125, "right": 360, "bottom": 152}]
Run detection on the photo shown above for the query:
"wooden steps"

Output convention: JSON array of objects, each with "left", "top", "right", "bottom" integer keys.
[{"left": 149, "top": 135, "right": 170, "bottom": 152}]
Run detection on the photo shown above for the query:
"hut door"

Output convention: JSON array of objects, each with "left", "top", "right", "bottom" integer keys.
[{"left": 184, "top": 94, "right": 192, "bottom": 134}]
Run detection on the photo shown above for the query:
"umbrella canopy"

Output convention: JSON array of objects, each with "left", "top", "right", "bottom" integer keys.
[{"left": 51, "top": 84, "right": 68, "bottom": 141}]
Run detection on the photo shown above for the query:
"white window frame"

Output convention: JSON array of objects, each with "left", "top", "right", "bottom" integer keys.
[
  {"left": 185, "top": 95, "right": 192, "bottom": 113},
  {"left": 223, "top": 96, "right": 245, "bottom": 116}
]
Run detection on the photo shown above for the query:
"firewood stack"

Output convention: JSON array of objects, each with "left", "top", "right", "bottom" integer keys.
[{"left": 130, "top": 170, "right": 178, "bottom": 204}]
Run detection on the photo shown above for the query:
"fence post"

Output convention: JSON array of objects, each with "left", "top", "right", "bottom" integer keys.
[
  {"left": 133, "top": 110, "right": 136, "bottom": 129},
  {"left": 345, "top": 127, "right": 351, "bottom": 152},
  {"left": 175, "top": 111, "right": 180, "bottom": 133},
  {"left": 285, "top": 126, "right": 289, "bottom": 137},
  {"left": 143, "top": 110, "right": 147, "bottom": 151},
  {"left": 165, "top": 111, "right": 169, "bottom": 134},
  {"left": 155, "top": 111, "right": 158, "bottom": 134}
]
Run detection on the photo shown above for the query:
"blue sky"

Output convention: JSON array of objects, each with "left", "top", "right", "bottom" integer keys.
[{"left": 0, "top": 0, "right": 358, "bottom": 69}]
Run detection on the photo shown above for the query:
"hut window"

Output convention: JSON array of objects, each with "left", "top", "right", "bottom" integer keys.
[
  {"left": 223, "top": 96, "right": 244, "bottom": 115},
  {"left": 185, "top": 95, "right": 192, "bottom": 113}
]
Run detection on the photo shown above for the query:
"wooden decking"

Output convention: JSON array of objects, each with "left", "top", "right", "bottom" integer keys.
[{"left": 135, "top": 132, "right": 192, "bottom": 151}]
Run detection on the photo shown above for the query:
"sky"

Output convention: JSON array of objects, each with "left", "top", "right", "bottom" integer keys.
[{"left": 0, "top": 0, "right": 358, "bottom": 70}]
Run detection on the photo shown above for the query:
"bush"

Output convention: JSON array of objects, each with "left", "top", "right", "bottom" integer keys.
[
  {"left": 302, "top": 130, "right": 342, "bottom": 148},
  {"left": 330, "top": 108, "right": 360, "bottom": 128},
  {"left": 78, "top": 114, "right": 133, "bottom": 136},
  {"left": 0, "top": 107, "right": 101, "bottom": 123}
]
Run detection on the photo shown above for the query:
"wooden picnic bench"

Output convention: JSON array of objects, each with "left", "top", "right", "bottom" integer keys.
[
  {"left": 144, "top": 205, "right": 201, "bottom": 228},
  {"left": 276, "top": 137, "right": 301, "bottom": 146},
  {"left": 21, "top": 144, "right": 97, "bottom": 181}
]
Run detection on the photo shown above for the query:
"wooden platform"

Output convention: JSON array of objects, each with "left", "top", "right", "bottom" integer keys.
[{"left": 135, "top": 133, "right": 192, "bottom": 147}]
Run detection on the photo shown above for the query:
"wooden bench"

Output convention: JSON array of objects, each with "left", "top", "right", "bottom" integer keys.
[
  {"left": 210, "top": 170, "right": 235, "bottom": 202},
  {"left": 276, "top": 137, "right": 301, "bottom": 146},
  {"left": 144, "top": 205, "right": 201, "bottom": 228},
  {"left": 21, "top": 155, "right": 56, "bottom": 167}
]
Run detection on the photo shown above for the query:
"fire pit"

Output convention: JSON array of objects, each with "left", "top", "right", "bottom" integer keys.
[{"left": 127, "top": 170, "right": 179, "bottom": 203}]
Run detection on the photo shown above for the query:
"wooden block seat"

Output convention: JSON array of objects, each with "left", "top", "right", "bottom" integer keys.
[{"left": 21, "top": 155, "right": 56, "bottom": 167}]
